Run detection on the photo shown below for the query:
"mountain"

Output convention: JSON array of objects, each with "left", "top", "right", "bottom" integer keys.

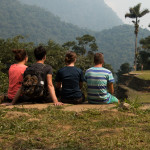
[
  {"left": 0, "top": 0, "right": 90, "bottom": 44},
  {"left": 0, "top": 0, "right": 150, "bottom": 71},
  {"left": 19, "top": 0, "right": 123, "bottom": 31}
]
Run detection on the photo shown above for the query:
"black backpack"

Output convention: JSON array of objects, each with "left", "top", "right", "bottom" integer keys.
[{"left": 21, "top": 64, "right": 46, "bottom": 98}]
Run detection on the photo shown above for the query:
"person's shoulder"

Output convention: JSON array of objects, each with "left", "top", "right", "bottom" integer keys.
[
  {"left": 57, "top": 66, "right": 66, "bottom": 72},
  {"left": 74, "top": 66, "right": 82, "bottom": 72},
  {"left": 101, "top": 67, "right": 112, "bottom": 74},
  {"left": 86, "top": 67, "right": 94, "bottom": 72}
]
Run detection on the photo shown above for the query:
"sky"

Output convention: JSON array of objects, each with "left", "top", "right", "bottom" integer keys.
[{"left": 104, "top": 0, "right": 150, "bottom": 29}]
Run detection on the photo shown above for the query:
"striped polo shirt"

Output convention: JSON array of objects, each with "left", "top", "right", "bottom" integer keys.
[{"left": 85, "top": 67, "right": 114, "bottom": 104}]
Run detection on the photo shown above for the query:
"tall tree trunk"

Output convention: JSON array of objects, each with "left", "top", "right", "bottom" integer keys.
[{"left": 134, "top": 34, "right": 137, "bottom": 71}]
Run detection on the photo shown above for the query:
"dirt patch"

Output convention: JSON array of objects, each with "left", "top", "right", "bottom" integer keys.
[
  {"left": 28, "top": 118, "right": 40, "bottom": 122},
  {"left": 57, "top": 125, "right": 72, "bottom": 130},
  {"left": 4, "top": 103, "right": 54, "bottom": 110},
  {"left": 98, "top": 128, "right": 124, "bottom": 137},
  {"left": 4, "top": 111, "right": 30, "bottom": 119},
  {"left": 63, "top": 104, "right": 116, "bottom": 112},
  {"left": 139, "top": 105, "right": 150, "bottom": 110}
]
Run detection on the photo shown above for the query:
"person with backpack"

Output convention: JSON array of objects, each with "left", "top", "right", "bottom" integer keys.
[
  {"left": 0, "top": 49, "right": 28, "bottom": 104},
  {"left": 3, "top": 46, "right": 63, "bottom": 106},
  {"left": 55, "top": 51, "right": 85, "bottom": 104}
]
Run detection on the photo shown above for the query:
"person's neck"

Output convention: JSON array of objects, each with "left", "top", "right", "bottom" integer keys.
[
  {"left": 67, "top": 62, "right": 75, "bottom": 67},
  {"left": 36, "top": 60, "right": 45, "bottom": 64},
  {"left": 17, "top": 61, "right": 26, "bottom": 65},
  {"left": 94, "top": 64, "right": 103, "bottom": 67}
]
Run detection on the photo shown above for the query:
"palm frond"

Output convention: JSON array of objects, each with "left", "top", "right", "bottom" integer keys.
[
  {"left": 133, "top": 3, "right": 141, "bottom": 16},
  {"left": 139, "top": 9, "right": 149, "bottom": 17},
  {"left": 125, "top": 13, "right": 136, "bottom": 18}
]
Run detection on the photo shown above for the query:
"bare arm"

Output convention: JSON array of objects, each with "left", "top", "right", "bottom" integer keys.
[
  {"left": 107, "top": 82, "right": 114, "bottom": 95},
  {"left": 1, "top": 87, "right": 22, "bottom": 106},
  {"left": 47, "top": 74, "right": 63, "bottom": 106}
]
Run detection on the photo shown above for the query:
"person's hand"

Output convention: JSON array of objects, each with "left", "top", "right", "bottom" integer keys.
[
  {"left": 54, "top": 102, "right": 63, "bottom": 106},
  {"left": 1, "top": 103, "right": 13, "bottom": 106}
]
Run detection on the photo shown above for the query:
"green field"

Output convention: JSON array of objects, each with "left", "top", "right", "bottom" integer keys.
[
  {"left": 130, "top": 70, "right": 150, "bottom": 80},
  {"left": 1, "top": 105, "right": 150, "bottom": 150}
]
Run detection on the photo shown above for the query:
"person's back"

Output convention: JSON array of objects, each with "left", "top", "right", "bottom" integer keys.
[
  {"left": 55, "top": 51, "right": 85, "bottom": 104},
  {"left": 85, "top": 67, "right": 114, "bottom": 103},
  {"left": 8, "top": 64, "right": 27, "bottom": 100},
  {"left": 85, "top": 53, "right": 119, "bottom": 104},
  {"left": 56, "top": 66, "right": 83, "bottom": 99},
  {"left": 8, "top": 49, "right": 28, "bottom": 101}
]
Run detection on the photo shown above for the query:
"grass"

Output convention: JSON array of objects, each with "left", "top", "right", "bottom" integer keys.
[
  {"left": 0, "top": 105, "right": 150, "bottom": 149},
  {"left": 130, "top": 70, "right": 150, "bottom": 80}
]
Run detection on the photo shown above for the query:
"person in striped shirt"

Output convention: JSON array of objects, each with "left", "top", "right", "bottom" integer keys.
[{"left": 85, "top": 53, "right": 119, "bottom": 104}]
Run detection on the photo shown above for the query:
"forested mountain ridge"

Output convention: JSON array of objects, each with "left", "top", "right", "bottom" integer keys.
[
  {"left": 0, "top": 0, "right": 90, "bottom": 44},
  {"left": 0, "top": 0, "right": 150, "bottom": 71},
  {"left": 19, "top": 0, "right": 123, "bottom": 31}
]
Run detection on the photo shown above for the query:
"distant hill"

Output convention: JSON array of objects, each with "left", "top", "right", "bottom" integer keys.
[
  {"left": 0, "top": 0, "right": 90, "bottom": 44},
  {"left": 19, "top": 0, "right": 123, "bottom": 31},
  {"left": 0, "top": 0, "right": 150, "bottom": 71}
]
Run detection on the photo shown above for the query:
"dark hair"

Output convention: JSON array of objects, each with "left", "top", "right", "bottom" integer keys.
[
  {"left": 12, "top": 49, "right": 27, "bottom": 62},
  {"left": 34, "top": 46, "right": 46, "bottom": 60},
  {"left": 65, "top": 51, "right": 77, "bottom": 65},
  {"left": 94, "top": 53, "right": 104, "bottom": 65}
]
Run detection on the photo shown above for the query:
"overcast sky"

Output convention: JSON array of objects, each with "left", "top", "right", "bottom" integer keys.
[{"left": 104, "top": 0, "right": 150, "bottom": 29}]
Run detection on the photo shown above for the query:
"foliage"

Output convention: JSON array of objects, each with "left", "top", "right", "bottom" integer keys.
[
  {"left": 63, "top": 34, "right": 98, "bottom": 55},
  {"left": 140, "top": 36, "right": 150, "bottom": 50},
  {"left": 137, "top": 51, "right": 150, "bottom": 70},
  {"left": 116, "top": 63, "right": 132, "bottom": 83}
]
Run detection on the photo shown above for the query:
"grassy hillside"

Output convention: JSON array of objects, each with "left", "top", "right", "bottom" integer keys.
[{"left": 19, "top": 0, "right": 123, "bottom": 31}]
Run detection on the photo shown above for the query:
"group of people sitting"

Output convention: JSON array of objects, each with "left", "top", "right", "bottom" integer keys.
[{"left": 1, "top": 46, "right": 119, "bottom": 106}]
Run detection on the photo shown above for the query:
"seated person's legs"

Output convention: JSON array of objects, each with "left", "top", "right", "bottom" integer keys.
[
  {"left": 61, "top": 94, "right": 85, "bottom": 104},
  {"left": 107, "top": 94, "right": 119, "bottom": 104}
]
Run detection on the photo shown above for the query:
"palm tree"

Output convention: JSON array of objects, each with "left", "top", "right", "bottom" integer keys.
[{"left": 125, "top": 3, "right": 149, "bottom": 71}]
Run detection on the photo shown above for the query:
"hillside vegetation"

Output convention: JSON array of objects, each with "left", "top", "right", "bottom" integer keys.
[
  {"left": 0, "top": 0, "right": 150, "bottom": 70},
  {"left": 19, "top": 0, "right": 123, "bottom": 31}
]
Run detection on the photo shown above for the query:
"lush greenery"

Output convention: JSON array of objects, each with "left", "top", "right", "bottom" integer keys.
[
  {"left": 19, "top": 0, "right": 123, "bottom": 31},
  {"left": 1, "top": 0, "right": 150, "bottom": 71}
]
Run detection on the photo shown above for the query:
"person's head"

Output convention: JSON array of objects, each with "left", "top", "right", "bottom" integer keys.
[
  {"left": 12, "top": 49, "right": 28, "bottom": 63},
  {"left": 65, "top": 51, "right": 77, "bottom": 65},
  {"left": 94, "top": 53, "right": 104, "bottom": 65},
  {"left": 34, "top": 46, "right": 46, "bottom": 61}
]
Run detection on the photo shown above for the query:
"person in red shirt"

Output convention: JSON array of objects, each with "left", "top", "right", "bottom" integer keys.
[{"left": 5, "top": 49, "right": 28, "bottom": 102}]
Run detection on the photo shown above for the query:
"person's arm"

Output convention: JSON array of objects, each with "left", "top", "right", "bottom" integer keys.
[
  {"left": 1, "top": 87, "right": 22, "bottom": 106},
  {"left": 107, "top": 82, "right": 114, "bottom": 95},
  {"left": 47, "top": 74, "right": 63, "bottom": 106}
]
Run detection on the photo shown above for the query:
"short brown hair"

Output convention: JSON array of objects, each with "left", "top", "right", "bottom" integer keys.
[
  {"left": 65, "top": 51, "right": 77, "bottom": 65},
  {"left": 12, "top": 49, "right": 27, "bottom": 62},
  {"left": 94, "top": 53, "right": 104, "bottom": 65}
]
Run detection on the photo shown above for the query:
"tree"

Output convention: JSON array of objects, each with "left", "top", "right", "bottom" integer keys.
[
  {"left": 116, "top": 63, "right": 131, "bottom": 83},
  {"left": 125, "top": 3, "right": 149, "bottom": 71}
]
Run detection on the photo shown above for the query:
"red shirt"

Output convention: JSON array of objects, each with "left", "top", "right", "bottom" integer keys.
[{"left": 8, "top": 64, "right": 27, "bottom": 99}]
